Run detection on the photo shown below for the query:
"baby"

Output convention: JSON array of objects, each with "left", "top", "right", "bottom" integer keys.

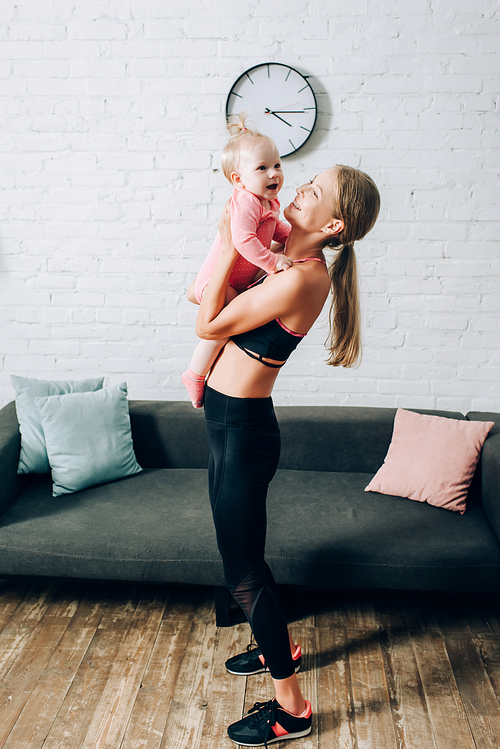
[{"left": 182, "top": 117, "right": 292, "bottom": 407}]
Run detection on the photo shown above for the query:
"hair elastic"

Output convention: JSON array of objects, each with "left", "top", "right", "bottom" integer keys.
[{"left": 241, "top": 127, "right": 247, "bottom": 132}]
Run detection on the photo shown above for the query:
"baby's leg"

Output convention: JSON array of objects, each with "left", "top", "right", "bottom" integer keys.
[
  {"left": 182, "top": 285, "right": 238, "bottom": 408},
  {"left": 191, "top": 284, "right": 238, "bottom": 375}
]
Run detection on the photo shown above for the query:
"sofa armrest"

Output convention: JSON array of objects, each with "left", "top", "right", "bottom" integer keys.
[
  {"left": 0, "top": 401, "right": 25, "bottom": 517},
  {"left": 467, "top": 412, "right": 500, "bottom": 544}
]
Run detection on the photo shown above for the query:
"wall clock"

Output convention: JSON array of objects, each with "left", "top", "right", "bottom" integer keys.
[{"left": 225, "top": 62, "right": 317, "bottom": 158}]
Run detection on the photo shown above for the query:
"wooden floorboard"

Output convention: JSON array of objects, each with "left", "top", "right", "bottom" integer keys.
[{"left": 0, "top": 580, "right": 498, "bottom": 748}]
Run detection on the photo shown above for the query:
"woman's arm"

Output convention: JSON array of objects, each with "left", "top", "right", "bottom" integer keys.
[
  {"left": 186, "top": 203, "right": 239, "bottom": 306},
  {"left": 195, "top": 206, "right": 307, "bottom": 340},
  {"left": 196, "top": 268, "right": 306, "bottom": 340},
  {"left": 195, "top": 204, "right": 241, "bottom": 338}
]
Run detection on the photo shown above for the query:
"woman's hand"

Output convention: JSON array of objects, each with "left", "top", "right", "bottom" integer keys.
[{"left": 218, "top": 200, "right": 239, "bottom": 263}]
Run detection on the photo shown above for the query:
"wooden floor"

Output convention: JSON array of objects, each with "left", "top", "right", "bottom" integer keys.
[{"left": 1, "top": 579, "right": 500, "bottom": 749}]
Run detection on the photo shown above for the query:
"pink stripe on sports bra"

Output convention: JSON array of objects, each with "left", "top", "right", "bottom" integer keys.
[{"left": 275, "top": 318, "right": 305, "bottom": 337}]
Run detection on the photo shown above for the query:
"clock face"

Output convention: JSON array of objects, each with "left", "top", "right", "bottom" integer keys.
[{"left": 226, "top": 63, "right": 317, "bottom": 158}]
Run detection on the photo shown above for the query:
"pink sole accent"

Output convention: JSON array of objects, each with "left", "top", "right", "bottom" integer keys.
[
  {"left": 271, "top": 701, "right": 313, "bottom": 737},
  {"left": 272, "top": 722, "right": 290, "bottom": 738}
]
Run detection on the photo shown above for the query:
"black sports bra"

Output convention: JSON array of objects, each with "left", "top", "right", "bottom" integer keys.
[{"left": 231, "top": 258, "right": 327, "bottom": 368}]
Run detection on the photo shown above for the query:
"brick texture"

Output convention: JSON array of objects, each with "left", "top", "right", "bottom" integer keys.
[{"left": 0, "top": 0, "right": 499, "bottom": 411}]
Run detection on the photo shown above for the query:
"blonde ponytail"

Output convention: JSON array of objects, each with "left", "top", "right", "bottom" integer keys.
[
  {"left": 324, "top": 166, "right": 380, "bottom": 368},
  {"left": 326, "top": 244, "right": 361, "bottom": 368}
]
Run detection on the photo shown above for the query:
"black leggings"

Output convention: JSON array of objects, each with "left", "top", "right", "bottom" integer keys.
[{"left": 204, "top": 385, "right": 295, "bottom": 680}]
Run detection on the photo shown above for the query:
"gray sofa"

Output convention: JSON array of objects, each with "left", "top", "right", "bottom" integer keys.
[{"left": 0, "top": 399, "right": 499, "bottom": 626}]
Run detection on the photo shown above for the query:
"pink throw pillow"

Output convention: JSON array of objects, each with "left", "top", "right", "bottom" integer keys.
[{"left": 364, "top": 409, "right": 494, "bottom": 514}]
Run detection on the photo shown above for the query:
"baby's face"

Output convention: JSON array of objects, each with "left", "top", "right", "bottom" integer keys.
[{"left": 232, "top": 139, "right": 284, "bottom": 201}]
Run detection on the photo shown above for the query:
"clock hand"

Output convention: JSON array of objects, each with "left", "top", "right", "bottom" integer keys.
[
  {"left": 264, "top": 108, "right": 292, "bottom": 127},
  {"left": 268, "top": 110, "right": 305, "bottom": 114}
]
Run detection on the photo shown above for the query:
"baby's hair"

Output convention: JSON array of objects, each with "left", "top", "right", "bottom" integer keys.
[{"left": 221, "top": 113, "right": 273, "bottom": 182}]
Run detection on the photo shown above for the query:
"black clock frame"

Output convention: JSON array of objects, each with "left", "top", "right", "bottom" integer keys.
[{"left": 225, "top": 62, "right": 318, "bottom": 158}]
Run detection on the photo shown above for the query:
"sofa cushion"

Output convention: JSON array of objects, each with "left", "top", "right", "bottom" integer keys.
[
  {"left": 35, "top": 383, "right": 142, "bottom": 497},
  {"left": 0, "top": 468, "right": 224, "bottom": 586},
  {"left": 11, "top": 375, "right": 105, "bottom": 474},
  {"left": 127, "top": 403, "right": 466, "bottom": 475},
  {"left": 264, "top": 470, "right": 500, "bottom": 592},
  {"left": 364, "top": 409, "right": 494, "bottom": 514},
  {"left": 0, "top": 468, "right": 498, "bottom": 593}
]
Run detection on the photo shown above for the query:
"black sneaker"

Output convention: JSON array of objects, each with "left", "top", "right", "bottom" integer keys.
[
  {"left": 227, "top": 698, "right": 312, "bottom": 747},
  {"left": 225, "top": 644, "right": 302, "bottom": 676}
]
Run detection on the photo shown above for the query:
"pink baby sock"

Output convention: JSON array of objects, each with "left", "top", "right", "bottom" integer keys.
[{"left": 182, "top": 369, "right": 206, "bottom": 408}]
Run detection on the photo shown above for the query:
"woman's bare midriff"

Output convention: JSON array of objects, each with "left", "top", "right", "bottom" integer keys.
[{"left": 206, "top": 340, "right": 282, "bottom": 399}]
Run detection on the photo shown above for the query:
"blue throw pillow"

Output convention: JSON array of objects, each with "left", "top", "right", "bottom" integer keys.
[
  {"left": 11, "top": 374, "right": 105, "bottom": 474},
  {"left": 34, "top": 383, "right": 142, "bottom": 497}
]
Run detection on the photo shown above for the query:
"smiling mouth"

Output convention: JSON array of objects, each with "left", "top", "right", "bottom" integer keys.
[
  {"left": 291, "top": 199, "right": 301, "bottom": 210},
  {"left": 267, "top": 184, "right": 278, "bottom": 190}
]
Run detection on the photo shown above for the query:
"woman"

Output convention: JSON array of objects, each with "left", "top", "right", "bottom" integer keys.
[{"left": 192, "top": 165, "right": 380, "bottom": 746}]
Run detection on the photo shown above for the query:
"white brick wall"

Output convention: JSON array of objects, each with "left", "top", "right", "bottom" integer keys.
[{"left": 0, "top": 0, "right": 499, "bottom": 412}]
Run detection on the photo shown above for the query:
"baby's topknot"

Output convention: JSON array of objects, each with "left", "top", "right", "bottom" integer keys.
[
  {"left": 226, "top": 113, "right": 261, "bottom": 140},
  {"left": 221, "top": 114, "right": 271, "bottom": 182}
]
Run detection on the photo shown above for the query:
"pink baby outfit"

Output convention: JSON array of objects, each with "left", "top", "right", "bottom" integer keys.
[{"left": 194, "top": 188, "right": 290, "bottom": 303}]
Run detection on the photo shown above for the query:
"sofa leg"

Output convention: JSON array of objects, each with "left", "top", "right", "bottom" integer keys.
[{"left": 215, "top": 586, "right": 232, "bottom": 627}]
